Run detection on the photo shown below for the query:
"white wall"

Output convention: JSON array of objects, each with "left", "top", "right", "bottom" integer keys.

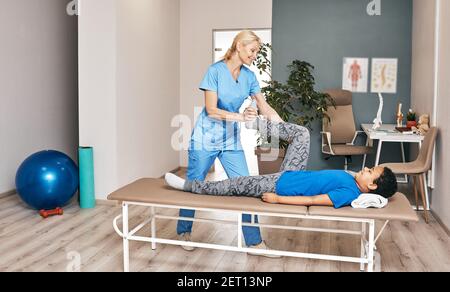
[
  {"left": 410, "top": 0, "right": 435, "bottom": 165},
  {"left": 411, "top": 0, "right": 450, "bottom": 229},
  {"left": 411, "top": 0, "right": 435, "bottom": 117},
  {"left": 0, "top": 0, "right": 78, "bottom": 193},
  {"left": 179, "top": 0, "right": 273, "bottom": 166},
  {"left": 116, "top": 0, "right": 180, "bottom": 188},
  {"left": 79, "top": 0, "right": 118, "bottom": 199},
  {"left": 433, "top": 0, "right": 450, "bottom": 229},
  {"left": 79, "top": 0, "right": 271, "bottom": 198},
  {"left": 79, "top": 0, "right": 180, "bottom": 200}
]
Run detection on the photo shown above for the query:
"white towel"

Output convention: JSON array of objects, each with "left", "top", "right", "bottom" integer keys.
[{"left": 351, "top": 193, "right": 388, "bottom": 209}]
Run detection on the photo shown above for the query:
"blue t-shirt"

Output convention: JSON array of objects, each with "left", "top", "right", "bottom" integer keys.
[
  {"left": 190, "top": 61, "right": 261, "bottom": 151},
  {"left": 275, "top": 170, "right": 362, "bottom": 208}
]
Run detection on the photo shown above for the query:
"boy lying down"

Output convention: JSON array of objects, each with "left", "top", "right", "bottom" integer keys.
[{"left": 165, "top": 120, "right": 397, "bottom": 208}]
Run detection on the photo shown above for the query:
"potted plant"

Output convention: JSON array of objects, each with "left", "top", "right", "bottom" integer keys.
[
  {"left": 254, "top": 44, "right": 334, "bottom": 174},
  {"left": 406, "top": 109, "right": 417, "bottom": 128}
]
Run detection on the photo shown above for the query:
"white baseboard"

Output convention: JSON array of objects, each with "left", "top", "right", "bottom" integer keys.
[
  {"left": 431, "top": 210, "right": 450, "bottom": 237},
  {"left": 0, "top": 190, "right": 16, "bottom": 199}
]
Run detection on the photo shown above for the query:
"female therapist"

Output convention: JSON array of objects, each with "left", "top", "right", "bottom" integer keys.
[{"left": 177, "top": 30, "right": 283, "bottom": 255}]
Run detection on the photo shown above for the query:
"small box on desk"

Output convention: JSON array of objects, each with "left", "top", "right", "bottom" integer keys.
[{"left": 395, "top": 127, "right": 414, "bottom": 134}]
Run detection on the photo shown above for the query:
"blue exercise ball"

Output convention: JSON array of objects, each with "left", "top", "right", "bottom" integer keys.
[{"left": 15, "top": 150, "right": 79, "bottom": 210}]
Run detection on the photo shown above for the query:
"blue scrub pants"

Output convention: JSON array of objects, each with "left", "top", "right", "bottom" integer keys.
[{"left": 177, "top": 149, "right": 262, "bottom": 246}]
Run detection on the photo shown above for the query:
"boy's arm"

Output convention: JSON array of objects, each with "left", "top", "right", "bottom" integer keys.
[{"left": 262, "top": 193, "right": 334, "bottom": 207}]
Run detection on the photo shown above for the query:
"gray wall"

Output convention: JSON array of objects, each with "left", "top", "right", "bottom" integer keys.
[
  {"left": 272, "top": 0, "right": 413, "bottom": 170},
  {"left": 0, "top": 0, "right": 78, "bottom": 193}
]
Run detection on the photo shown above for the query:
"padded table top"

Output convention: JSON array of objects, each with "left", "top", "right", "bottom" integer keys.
[
  {"left": 108, "top": 178, "right": 308, "bottom": 215},
  {"left": 309, "top": 193, "right": 418, "bottom": 222},
  {"left": 108, "top": 178, "right": 418, "bottom": 222}
]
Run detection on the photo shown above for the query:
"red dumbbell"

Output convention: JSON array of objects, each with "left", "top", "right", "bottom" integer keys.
[{"left": 39, "top": 207, "right": 64, "bottom": 218}]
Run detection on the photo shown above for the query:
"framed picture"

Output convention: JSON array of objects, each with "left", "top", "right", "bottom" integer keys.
[
  {"left": 371, "top": 58, "right": 398, "bottom": 93},
  {"left": 342, "top": 58, "right": 368, "bottom": 93}
]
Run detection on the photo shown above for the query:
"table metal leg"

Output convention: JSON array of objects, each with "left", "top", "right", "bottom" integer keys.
[
  {"left": 367, "top": 220, "right": 375, "bottom": 272},
  {"left": 151, "top": 206, "right": 156, "bottom": 250},
  {"left": 360, "top": 222, "right": 366, "bottom": 271},
  {"left": 375, "top": 141, "right": 383, "bottom": 166},
  {"left": 398, "top": 142, "right": 408, "bottom": 183},
  {"left": 362, "top": 138, "right": 369, "bottom": 170},
  {"left": 237, "top": 213, "right": 243, "bottom": 248},
  {"left": 122, "top": 203, "right": 130, "bottom": 272}
]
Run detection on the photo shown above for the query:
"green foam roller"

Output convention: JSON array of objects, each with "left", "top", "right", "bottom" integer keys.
[{"left": 78, "top": 146, "right": 96, "bottom": 209}]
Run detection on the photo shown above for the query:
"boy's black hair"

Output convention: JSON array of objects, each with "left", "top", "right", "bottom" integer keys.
[{"left": 371, "top": 167, "right": 398, "bottom": 198}]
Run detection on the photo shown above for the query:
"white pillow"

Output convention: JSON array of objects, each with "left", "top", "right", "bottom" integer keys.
[{"left": 351, "top": 193, "right": 388, "bottom": 209}]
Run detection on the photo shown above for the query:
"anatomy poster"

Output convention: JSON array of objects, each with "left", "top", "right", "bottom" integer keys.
[
  {"left": 342, "top": 58, "right": 368, "bottom": 93},
  {"left": 371, "top": 58, "right": 398, "bottom": 93}
]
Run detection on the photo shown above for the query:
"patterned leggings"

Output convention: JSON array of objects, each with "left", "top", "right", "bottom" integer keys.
[{"left": 185, "top": 120, "right": 310, "bottom": 197}]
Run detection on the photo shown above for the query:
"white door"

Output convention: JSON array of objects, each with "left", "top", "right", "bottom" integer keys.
[{"left": 212, "top": 29, "right": 272, "bottom": 178}]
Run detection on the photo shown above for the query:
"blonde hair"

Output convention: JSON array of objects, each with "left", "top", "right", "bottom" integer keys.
[{"left": 223, "top": 30, "right": 262, "bottom": 61}]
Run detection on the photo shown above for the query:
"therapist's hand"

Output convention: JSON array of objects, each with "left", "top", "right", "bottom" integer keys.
[{"left": 243, "top": 107, "right": 258, "bottom": 121}]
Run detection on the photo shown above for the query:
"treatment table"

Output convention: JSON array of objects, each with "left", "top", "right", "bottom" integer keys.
[{"left": 108, "top": 178, "right": 418, "bottom": 272}]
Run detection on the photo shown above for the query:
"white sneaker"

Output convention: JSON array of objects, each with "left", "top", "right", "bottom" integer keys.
[
  {"left": 178, "top": 232, "right": 196, "bottom": 251},
  {"left": 165, "top": 173, "right": 186, "bottom": 191},
  {"left": 247, "top": 241, "right": 282, "bottom": 258}
]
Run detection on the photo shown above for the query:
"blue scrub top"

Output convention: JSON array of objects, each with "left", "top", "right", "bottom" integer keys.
[
  {"left": 276, "top": 170, "right": 362, "bottom": 208},
  {"left": 190, "top": 61, "right": 261, "bottom": 151}
]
